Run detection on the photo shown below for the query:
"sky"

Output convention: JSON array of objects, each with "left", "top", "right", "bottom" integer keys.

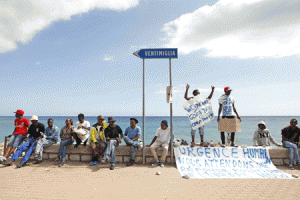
[{"left": 1, "top": 0, "right": 300, "bottom": 117}]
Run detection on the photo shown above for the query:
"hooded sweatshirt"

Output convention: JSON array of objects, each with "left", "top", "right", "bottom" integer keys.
[{"left": 253, "top": 121, "right": 280, "bottom": 146}]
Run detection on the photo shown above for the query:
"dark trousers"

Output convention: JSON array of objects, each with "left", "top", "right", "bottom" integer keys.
[
  {"left": 73, "top": 133, "right": 88, "bottom": 145},
  {"left": 220, "top": 116, "right": 235, "bottom": 145}
]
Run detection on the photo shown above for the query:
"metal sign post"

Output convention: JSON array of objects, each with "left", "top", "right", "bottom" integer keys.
[{"left": 133, "top": 48, "right": 178, "bottom": 165}]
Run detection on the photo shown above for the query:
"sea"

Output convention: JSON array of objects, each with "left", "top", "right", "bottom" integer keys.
[{"left": 0, "top": 116, "right": 298, "bottom": 146}]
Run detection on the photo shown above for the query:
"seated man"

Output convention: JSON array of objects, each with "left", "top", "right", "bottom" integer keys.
[
  {"left": 0, "top": 110, "right": 30, "bottom": 162},
  {"left": 281, "top": 119, "right": 300, "bottom": 169},
  {"left": 101, "top": 117, "right": 123, "bottom": 170},
  {"left": 2, "top": 115, "right": 45, "bottom": 168},
  {"left": 253, "top": 121, "right": 281, "bottom": 147},
  {"left": 33, "top": 118, "right": 59, "bottom": 164},
  {"left": 73, "top": 113, "right": 90, "bottom": 147},
  {"left": 149, "top": 120, "right": 171, "bottom": 168},
  {"left": 88, "top": 115, "right": 108, "bottom": 165},
  {"left": 123, "top": 118, "right": 142, "bottom": 166}
]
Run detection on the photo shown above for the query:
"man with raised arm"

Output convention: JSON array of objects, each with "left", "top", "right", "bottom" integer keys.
[
  {"left": 217, "top": 86, "right": 241, "bottom": 147},
  {"left": 184, "top": 84, "right": 215, "bottom": 147}
]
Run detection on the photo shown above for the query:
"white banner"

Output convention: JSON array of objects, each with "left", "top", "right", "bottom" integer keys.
[
  {"left": 183, "top": 97, "right": 214, "bottom": 130},
  {"left": 174, "top": 146, "right": 293, "bottom": 179}
]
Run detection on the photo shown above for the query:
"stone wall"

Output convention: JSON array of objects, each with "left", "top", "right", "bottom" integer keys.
[
  {"left": 42, "top": 144, "right": 173, "bottom": 164},
  {"left": 39, "top": 144, "right": 297, "bottom": 165}
]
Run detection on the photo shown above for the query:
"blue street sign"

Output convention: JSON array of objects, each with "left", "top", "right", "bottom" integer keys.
[{"left": 133, "top": 48, "right": 178, "bottom": 59}]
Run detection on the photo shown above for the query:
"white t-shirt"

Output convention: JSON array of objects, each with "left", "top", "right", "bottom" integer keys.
[
  {"left": 218, "top": 95, "right": 235, "bottom": 116},
  {"left": 155, "top": 127, "right": 171, "bottom": 143},
  {"left": 74, "top": 120, "right": 91, "bottom": 142}
]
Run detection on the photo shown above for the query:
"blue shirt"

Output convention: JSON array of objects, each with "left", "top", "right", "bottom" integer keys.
[
  {"left": 45, "top": 125, "right": 59, "bottom": 143},
  {"left": 124, "top": 126, "right": 141, "bottom": 139}
]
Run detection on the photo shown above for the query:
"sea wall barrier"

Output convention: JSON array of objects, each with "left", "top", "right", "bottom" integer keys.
[
  {"left": 1, "top": 139, "right": 296, "bottom": 165},
  {"left": 40, "top": 144, "right": 296, "bottom": 166}
]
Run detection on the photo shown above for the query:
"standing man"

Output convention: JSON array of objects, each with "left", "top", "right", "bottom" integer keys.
[
  {"left": 123, "top": 118, "right": 142, "bottom": 166},
  {"left": 217, "top": 86, "right": 241, "bottom": 147},
  {"left": 0, "top": 110, "right": 30, "bottom": 162},
  {"left": 88, "top": 115, "right": 108, "bottom": 165},
  {"left": 2, "top": 115, "right": 45, "bottom": 168},
  {"left": 148, "top": 120, "right": 171, "bottom": 168},
  {"left": 281, "top": 119, "right": 300, "bottom": 169},
  {"left": 73, "top": 113, "right": 90, "bottom": 147},
  {"left": 101, "top": 117, "right": 123, "bottom": 170},
  {"left": 33, "top": 118, "right": 59, "bottom": 164},
  {"left": 184, "top": 84, "right": 215, "bottom": 147}
]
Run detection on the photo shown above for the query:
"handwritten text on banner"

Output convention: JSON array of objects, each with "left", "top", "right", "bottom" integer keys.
[
  {"left": 174, "top": 146, "right": 293, "bottom": 179},
  {"left": 183, "top": 97, "right": 214, "bottom": 130}
]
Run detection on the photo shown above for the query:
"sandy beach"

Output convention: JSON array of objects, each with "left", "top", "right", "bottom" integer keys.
[{"left": 0, "top": 160, "right": 300, "bottom": 200}]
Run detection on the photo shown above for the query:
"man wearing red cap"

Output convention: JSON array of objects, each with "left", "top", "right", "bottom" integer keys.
[
  {"left": 217, "top": 87, "right": 241, "bottom": 147},
  {"left": 0, "top": 110, "right": 30, "bottom": 163}
]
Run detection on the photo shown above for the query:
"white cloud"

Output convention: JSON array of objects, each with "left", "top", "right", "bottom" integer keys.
[
  {"left": 0, "top": 0, "right": 139, "bottom": 53},
  {"left": 162, "top": 0, "right": 300, "bottom": 58},
  {"left": 103, "top": 55, "right": 113, "bottom": 61}
]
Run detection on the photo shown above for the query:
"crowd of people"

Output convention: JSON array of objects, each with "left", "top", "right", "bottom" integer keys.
[
  {"left": 1, "top": 85, "right": 300, "bottom": 170},
  {"left": 0, "top": 110, "right": 171, "bottom": 170}
]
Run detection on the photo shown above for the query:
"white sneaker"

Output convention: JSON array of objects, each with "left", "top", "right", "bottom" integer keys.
[{"left": 0, "top": 156, "right": 6, "bottom": 161}]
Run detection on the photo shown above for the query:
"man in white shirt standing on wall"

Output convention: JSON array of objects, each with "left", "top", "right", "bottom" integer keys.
[{"left": 217, "top": 86, "right": 241, "bottom": 147}]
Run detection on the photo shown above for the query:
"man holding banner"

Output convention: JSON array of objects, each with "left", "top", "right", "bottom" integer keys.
[{"left": 184, "top": 84, "right": 215, "bottom": 147}]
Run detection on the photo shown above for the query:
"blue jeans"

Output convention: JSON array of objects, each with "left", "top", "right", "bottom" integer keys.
[
  {"left": 7, "top": 134, "right": 24, "bottom": 148},
  {"left": 35, "top": 138, "right": 56, "bottom": 161},
  {"left": 283, "top": 140, "right": 300, "bottom": 165},
  {"left": 103, "top": 140, "right": 119, "bottom": 165},
  {"left": 10, "top": 137, "right": 38, "bottom": 163},
  {"left": 58, "top": 139, "right": 73, "bottom": 163},
  {"left": 123, "top": 136, "right": 139, "bottom": 161}
]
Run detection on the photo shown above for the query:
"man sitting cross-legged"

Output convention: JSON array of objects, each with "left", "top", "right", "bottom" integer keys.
[
  {"left": 123, "top": 118, "right": 142, "bottom": 166},
  {"left": 148, "top": 120, "right": 171, "bottom": 168}
]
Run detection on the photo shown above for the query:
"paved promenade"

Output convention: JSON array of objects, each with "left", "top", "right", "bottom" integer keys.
[{"left": 0, "top": 161, "right": 300, "bottom": 200}]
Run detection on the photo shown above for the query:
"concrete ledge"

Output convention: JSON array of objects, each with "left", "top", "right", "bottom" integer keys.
[
  {"left": 43, "top": 144, "right": 172, "bottom": 164},
  {"left": 40, "top": 144, "right": 299, "bottom": 165}
]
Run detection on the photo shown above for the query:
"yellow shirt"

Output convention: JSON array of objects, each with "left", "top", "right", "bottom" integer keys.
[{"left": 89, "top": 120, "right": 108, "bottom": 144}]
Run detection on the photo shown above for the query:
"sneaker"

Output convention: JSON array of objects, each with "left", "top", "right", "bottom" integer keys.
[
  {"left": 33, "top": 160, "right": 42, "bottom": 165},
  {"left": 191, "top": 142, "right": 195, "bottom": 147},
  {"left": 2, "top": 160, "right": 11, "bottom": 166},
  {"left": 110, "top": 165, "right": 115, "bottom": 170},
  {"left": 160, "top": 162, "right": 164, "bottom": 168},
  {"left": 74, "top": 144, "right": 79, "bottom": 148},
  {"left": 93, "top": 161, "right": 98, "bottom": 165},
  {"left": 289, "top": 164, "right": 295, "bottom": 170},
  {"left": 89, "top": 161, "right": 94, "bottom": 166},
  {"left": 101, "top": 158, "right": 107, "bottom": 164},
  {"left": 127, "top": 160, "right": 134, "bottom": 166},
  {"left": 152, "top": 161, "right": 160, "bottom": 167},
  {"left": 17, "top": 162, "right": 26, "bottom": 168}
]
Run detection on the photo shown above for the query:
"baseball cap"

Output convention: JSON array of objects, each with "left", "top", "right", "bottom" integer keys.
[
  {"left": 14, "top": 109, "right": 24, "bottom": 115},
  {"left": 108, "top": 117, "right": 116, "bottom": 122},
  {"left": 224, "top": 87, "right": 232, "bottom": 92}
]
